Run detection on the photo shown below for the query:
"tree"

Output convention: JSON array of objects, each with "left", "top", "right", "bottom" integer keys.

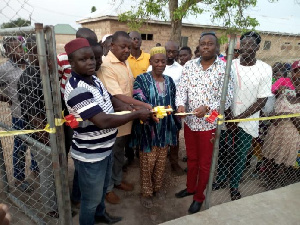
[
  {"left": 1, "top": 18, "right": 31, "bottom": 29},
  {"left": 91, "top": 6, "right": 97, "bottom": 13},
  {"left": 118, "top": 0, "right": 276, "bottom": 42}
]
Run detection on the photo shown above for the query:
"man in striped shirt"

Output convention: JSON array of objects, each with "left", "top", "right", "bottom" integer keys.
[
  {"left": 57, "top": 28, "right": 98, "bottom": 207},
  {"left": 64, "top": 38, "right": 151, "bottom": 225}
]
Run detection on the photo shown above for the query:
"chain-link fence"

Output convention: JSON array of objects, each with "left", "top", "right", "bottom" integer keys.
[
  {"left": 0, "top": 11, "right": 72, "bottom": 225},
  {"left": 205, "top": 32, "right": 300, "bottom": 209}
]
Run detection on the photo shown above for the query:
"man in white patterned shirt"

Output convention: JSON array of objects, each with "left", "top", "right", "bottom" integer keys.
[{"left": 174, "top": 32, "right": 233, "bottom": 214}]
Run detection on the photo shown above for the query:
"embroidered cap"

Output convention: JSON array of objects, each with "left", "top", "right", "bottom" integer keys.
[
  {"left": 150, "top": 47, "right": 166, "bottom": 57},
  {"left": 65, "top": 38, "right": 90, "bottom": 55}
]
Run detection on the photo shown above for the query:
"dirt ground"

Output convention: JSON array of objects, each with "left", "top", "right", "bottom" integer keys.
[
  {"left": 0, "top": 101, "right": 273, "bottom": 225},
  {"left": 70, "top": 130, "right": 267, "bottom": 225}
]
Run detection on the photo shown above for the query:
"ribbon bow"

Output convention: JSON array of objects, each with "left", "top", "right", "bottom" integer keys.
[{"left": 152, "top": 106, "right": 173, "bottom": 119}]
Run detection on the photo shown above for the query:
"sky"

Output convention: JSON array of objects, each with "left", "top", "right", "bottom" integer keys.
[{"left": 0, "top": 0, "right": 300, "bottom": 34}]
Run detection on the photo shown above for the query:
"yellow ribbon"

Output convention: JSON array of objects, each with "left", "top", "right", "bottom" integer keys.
[
  {"left": 0, "top": 124, "right": 56, "bottom": 137},
  {"left": 152, "top": 106, "right": 173, "bottom": 119},
  {"left": 217, "top": 113, "right": 300, "bottom": 125},
  {"left": 1, "top": 110, "right": 299, "bottom": 138}
]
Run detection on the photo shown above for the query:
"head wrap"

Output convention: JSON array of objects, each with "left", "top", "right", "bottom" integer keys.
[
  {"left": 150, "top": 47, "right": 166, "bottom": 57},
  {"left": 65, "top": 38, "right": 90, "bottom": 55}
]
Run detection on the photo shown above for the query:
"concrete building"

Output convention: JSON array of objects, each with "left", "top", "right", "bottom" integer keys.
[
  {"left": 54, "top": 24, "right": 76, "bottom": 54},
  {"left": 77, "top": 15, "right": 300, "bottom": 66}
]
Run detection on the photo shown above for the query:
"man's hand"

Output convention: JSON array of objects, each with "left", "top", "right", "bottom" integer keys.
[
  {"left": 131, "top": 105, "right": 141, "bottom": 111},
  {"left": 177, "top": 105, "right": 186, "bottom": 118},
  {"left": 177, "top": 106, "right": 185, "bottom": 113},
  {"left": 151, "top": 114, "right": 160, "bottom": 123},
  {"left": 114, "top": 104, "right": 134, "bottom": 112},
  {"left": 0, "top": 204, "right": 10, "bottom": 225},
  {"left": 194, "top": 106, "right": 208, "bottom": 118},
  {"left": 137, "top": 108, "right": 152, "bottom": 122},
  {"left": 143, "top": 103, "right": 153, "bottom": 110}
]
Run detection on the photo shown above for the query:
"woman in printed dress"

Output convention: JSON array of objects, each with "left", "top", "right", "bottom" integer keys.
[
  {"left": 262, "top": 60, "right": 300, "bottom": 188},
  {"left": 131, "top": 47, "right": 181, "bottom": 208}
]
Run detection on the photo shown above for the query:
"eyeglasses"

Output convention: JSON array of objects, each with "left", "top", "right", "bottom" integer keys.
[{"left": 200, "top": 31, "right": 216, "bottom": 38}]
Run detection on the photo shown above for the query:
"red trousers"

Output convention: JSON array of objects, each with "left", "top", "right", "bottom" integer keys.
[{"left": 184, "top": 124, "right": 215, "bottom": 202}]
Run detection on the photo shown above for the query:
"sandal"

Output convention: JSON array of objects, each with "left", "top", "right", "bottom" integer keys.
[
  {"left": 140, "top": 196, "right": 153, "bottom": 209},
  {"left": 230, "top": 188, "right": 241, "bottom": 201}
]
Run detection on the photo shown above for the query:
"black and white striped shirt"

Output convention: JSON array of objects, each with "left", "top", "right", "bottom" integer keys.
[{"left": 64, "top": 71, "right": 117, "bottom": 162}]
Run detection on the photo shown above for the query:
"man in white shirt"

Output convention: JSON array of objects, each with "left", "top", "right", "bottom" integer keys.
[{"left": 213, "top": 31, "right": 272, "bottom": 201}]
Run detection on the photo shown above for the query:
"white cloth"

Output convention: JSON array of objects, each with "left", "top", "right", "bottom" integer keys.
[
  {"left": 231, "top": 59, "right": 272, "bottom": 137},
  {"left": 147, "top": 61, "right": 183, "bottom": 85},
  {"left": 262, "top": 95, "right": 276, "bottom": 116}
]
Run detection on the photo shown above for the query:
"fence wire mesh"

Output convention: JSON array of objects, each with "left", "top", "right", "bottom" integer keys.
[
  {"left": 0, "top": 1, "right": 72, "bottom": 224},
  {"left": 0, "top": 31, "right": 61, "bottom": 225},
  {"left": 1, "top": 0, "right": 300, "bottom": 224},
  {"left": 207, "top": 31, "right": 300, "bottom": 207}
]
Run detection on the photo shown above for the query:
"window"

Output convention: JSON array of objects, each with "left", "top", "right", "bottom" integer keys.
[
  {"left": 141, "top": 33, "right": 153, "bottom": 41},
  {"left": 281, "top": 42, "right": 292, "bottom": 50},
  {"left": 263, "top": 40, "right": 271, "bottom": 50},
  {"left": 180, "top": 36, "right": 188, "bottom": 47}
]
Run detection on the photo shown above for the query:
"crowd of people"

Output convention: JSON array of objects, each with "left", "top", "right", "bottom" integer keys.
[{"left": 0, "top": 28, "right": 299, "bottom": 225}]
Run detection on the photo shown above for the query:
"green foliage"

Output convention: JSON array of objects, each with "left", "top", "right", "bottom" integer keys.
[
  {"left": 91, "top": 6, "right": 97, "bottom": 13},
  {"left": 118, "top": 0, "right": 168, "bottom": 31},
  {"left": 219, "top": 35, "right": 229, "bottom": 45},
  {"left": 118, "top": 0, "right": 277, "bottom": 36},
  {"left": 1, "top": 18, "right": 31, "bottom": 29},
  {"left": 207, "top": 0, "right": 259, "bottom": 34}
]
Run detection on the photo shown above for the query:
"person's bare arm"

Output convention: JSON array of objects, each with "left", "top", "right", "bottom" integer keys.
[
  {"left": 234, "top": 98, "right": 267, "bottom": 120},
  {"left": 111, "top": 96, "right": 133, "bottom": 112},
  {"left": 114, "top": 94, "right": 152, "bottom": 110},
  {"left": 89, "top": 108, "right": 152, "bottom": 130}
]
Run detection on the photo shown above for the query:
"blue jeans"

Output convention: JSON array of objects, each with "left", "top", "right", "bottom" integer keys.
[
  {"left": 12, "top": 117, "right": 38, "bottom": 181},
  {"left": 71, "top": 169, "right": 81, "bottom": 203},
  {"left": 74, "top": 154, "right": 112, "bottom": 225}
]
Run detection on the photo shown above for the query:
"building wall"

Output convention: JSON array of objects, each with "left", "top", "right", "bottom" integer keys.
[
  {"left": 81, "top": 19, "right": 300, "bottom": 66},
  {"left": 55, "top": 34, "right": 76, "bottom": 54}
]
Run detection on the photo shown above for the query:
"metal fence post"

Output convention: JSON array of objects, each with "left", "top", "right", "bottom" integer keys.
[
  {"left": 34, "top": 23, "right": 66, "bottom": 224},
  {"left": 204, "top": 34, "right": 236, "bottom": 210},
  {"left": 45, "top": 25, "right": 73, "bottom": 225},
  {"left": 0, "top": 139, "right": 9, "bottom": 193}
]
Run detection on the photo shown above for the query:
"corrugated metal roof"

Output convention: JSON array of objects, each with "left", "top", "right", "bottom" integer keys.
[{"left": 54, "top": 24, "right": 76, "bottom": 35}]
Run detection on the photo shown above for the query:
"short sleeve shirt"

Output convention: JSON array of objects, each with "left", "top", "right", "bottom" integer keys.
[
  {"left": 57, "top": 53, "right": 71, "bottom": 95},
  {"left": 231, "top": 59, "right": 272, "bottom": 137},
  {"left": 64, "top": 71, "right": 117, "bottom": 162},
  {"left": 128, "top": 51, "right": 150, "bottom": 78},
  {"left": 97, "top": 51, "right": 134, "bottom": 137}
]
